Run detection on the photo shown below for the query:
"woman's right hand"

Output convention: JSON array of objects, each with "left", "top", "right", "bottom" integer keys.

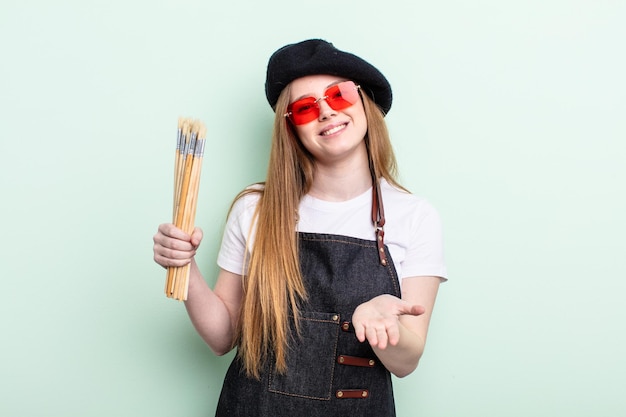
[{"left": 153, "top": 224, "right": 203, "bottom": 268}]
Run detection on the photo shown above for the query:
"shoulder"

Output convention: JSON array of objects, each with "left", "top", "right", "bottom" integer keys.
[
  {"left": 381, "top": 180, "right": 440, "bottom": 223},
  {"left": 380, "top": 180, "right": 447, "bottom": 280},
  {"left": 229, "top": 183, "right": 264, "bottom": 218}
]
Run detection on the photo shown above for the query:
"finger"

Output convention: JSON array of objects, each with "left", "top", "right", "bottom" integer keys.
[
  {"left": 353, "top": 322, "right": 366, "bottom": 343},
  {"left": 158, "top": 223, "right": 191, "bottom": 241},
  {"left": 396, "top": 302, "right": 425, "bottom": 317},
  {"left": 154, "top": 232, "right": 196, "bottom": 252},
  {"left": 364, "top": 325, "right": 379, "bottom": 348},
  {"left": 385, "top": 322, "right": 401, "bottom": 347},
  {"left": 153, "top": 238, "right": 197, "bottom": 263},
  {"left": 160, "top": 245, "right": 197, "bottom": 260},
  {"left": 154, "top": 256, "right": 191, "bottom": 268},
  {"left": 153, "top": 252, "right": 192, "bottom": 268},
  {"left": 407, "top": 305, "right": 426, "bottom": 316},
  {"left": 190, "top": 227, "right": 204, "bottom": 247},
  {"left": 375, "top": 326, "right": 388, "bottom": 350}
]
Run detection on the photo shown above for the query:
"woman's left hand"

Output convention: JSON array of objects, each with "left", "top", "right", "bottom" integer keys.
[{"left": 352, "top": 294, "right": 425, "bottom": 350}]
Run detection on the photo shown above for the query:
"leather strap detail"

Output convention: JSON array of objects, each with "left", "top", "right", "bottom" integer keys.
[
  {"left": 336, "top": 389, "right": 369, "bottom": 399},
  {"left": 337, "top": 355, "right": 376, "bottom": 367},
  {"left": 371, "top": 180, "right": 387, "bottom": 266}
]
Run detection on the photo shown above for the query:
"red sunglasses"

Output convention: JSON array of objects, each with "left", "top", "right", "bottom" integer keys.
[{"left": 284, "top": 80, "right": 361, "bottom": 125}]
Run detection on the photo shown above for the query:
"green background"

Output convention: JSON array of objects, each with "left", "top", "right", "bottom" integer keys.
[{"left": 1, "top": 1, "right": 624, "bottom": 416}]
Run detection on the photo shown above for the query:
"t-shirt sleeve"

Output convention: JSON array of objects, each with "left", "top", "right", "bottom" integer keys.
[
  {"left": 401, "top": 200, "right": 447, "bottom": 281},
  {"left": 216, "top": 192, "right": 259, "bottom": 276}
]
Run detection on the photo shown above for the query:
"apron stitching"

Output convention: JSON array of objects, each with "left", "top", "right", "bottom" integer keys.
[
  {"left": 301, "top": 238, "right": 376, "bottom": 249},
  {"left": 267, "top": 316, "right": 340, "bottom": 401}
]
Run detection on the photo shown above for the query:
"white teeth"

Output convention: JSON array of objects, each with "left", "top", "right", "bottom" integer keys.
[{"left": 321, "top": 124, "right": 346, "bottom": 136}]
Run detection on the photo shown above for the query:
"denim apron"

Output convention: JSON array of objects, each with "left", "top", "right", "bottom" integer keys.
[{"left": 216, "top": 185, "right": 399, "bottom": 416}]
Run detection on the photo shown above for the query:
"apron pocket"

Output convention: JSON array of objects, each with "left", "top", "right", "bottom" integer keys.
[{"left": 268, "top": 311, "right": 340, "bottom": 400}]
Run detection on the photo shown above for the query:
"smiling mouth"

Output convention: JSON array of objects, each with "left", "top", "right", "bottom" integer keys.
[{"left": 321, "top": 123, "right": 347, "bottom": 136}]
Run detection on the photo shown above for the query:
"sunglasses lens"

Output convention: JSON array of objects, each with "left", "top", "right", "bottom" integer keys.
[
  {"left": 325, "top": 81, "right": 359, "bottom": 111},
  {"left": 286, "top": 81, "right": 360, "bottom": 125},
  {"left": 288, "top": 97, "right": 319, "bottom": 125}
]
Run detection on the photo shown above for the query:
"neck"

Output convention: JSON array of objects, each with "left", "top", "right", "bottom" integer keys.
[{"left": 308, "top": 154, "right": 373, "bottom": 202}]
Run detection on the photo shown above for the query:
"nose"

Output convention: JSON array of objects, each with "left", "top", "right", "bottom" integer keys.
[{"left": 317, "top": 97, "right": 337, "bottom": 120}]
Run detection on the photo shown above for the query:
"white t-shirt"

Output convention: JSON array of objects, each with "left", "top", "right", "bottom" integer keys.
[{"left": 217, "top": 179, "right": 447, "bottom": 284}]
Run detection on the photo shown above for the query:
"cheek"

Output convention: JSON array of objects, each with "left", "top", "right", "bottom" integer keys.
[
  {"left": 357, "top": 114, "right": 368, "bottom": 134},
  {"left": 293, "top": 125, "right": 314, "bottom": 143},
  {"left": 291, "top": 126, "right": 315, "bottom": 153},
  {"left": 354, "top": 110, "right": 368, "bottom": 136},
  {"left": 352, "top": 101, "right": 367, "bottom": 125}
]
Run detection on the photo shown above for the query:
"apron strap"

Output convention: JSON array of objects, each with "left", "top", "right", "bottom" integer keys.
[{"left": 371, "top": 179, "right": 388, "bottom": 266}]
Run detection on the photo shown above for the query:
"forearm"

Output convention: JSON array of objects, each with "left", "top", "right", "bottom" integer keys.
[
  {"left": 372, "top": 322, "right": 425, "bottom": 378},
  {"left": 183, "top": 261, "right": 236, "bottom": 355},
  {"left": 373, "top": 276, "right": 441, "bottom": 377}
]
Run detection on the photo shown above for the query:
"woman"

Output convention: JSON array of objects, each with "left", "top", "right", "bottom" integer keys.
[{"left": 153, "top": 39, "right": 447, "bottom": 416}]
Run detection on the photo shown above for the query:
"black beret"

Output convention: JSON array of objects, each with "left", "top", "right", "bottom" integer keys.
[{"left": 265, "top": 39, "right": 392, "bottom": 115}]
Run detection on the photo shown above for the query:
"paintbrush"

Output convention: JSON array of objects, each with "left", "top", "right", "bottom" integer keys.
[{"left": 166, "top": 118, "right": 206, "bottom": 300}]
